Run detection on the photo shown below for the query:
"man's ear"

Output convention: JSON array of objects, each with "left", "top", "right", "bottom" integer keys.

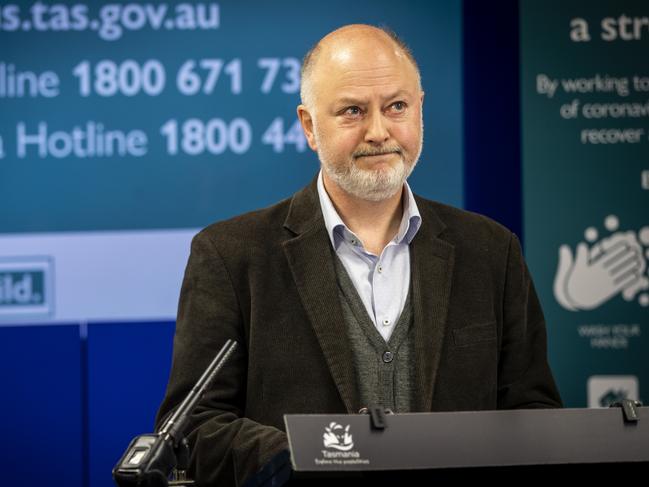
[{"left": 297, "top": 104, "right": 318, "bottom": 152}]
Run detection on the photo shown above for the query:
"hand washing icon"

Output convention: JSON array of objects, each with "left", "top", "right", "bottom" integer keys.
[{"left": 554, "top": 215, "right": 649, "bottom": 311}]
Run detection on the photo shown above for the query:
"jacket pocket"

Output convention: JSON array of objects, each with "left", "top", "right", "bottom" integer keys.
[{"left": 452, "top": 322, "right": 496, "bottom": 347}]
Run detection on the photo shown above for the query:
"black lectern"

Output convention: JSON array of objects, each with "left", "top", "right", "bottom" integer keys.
[{"left": 246, "top": 406, "right": 649, "bottom": 486}]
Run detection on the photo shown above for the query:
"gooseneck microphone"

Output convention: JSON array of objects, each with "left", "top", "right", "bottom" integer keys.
[{"left": 113, "top": 339, "right": 238, "bottom": 487}]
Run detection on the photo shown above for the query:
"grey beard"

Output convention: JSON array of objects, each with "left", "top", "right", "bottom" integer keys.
[{"left": 321, "top": 154, "right": 416, "bottom": 202}]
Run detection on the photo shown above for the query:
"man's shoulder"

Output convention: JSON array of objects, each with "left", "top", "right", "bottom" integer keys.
[
  {"left": 414, "top": 195, "right": 514, "bottom": 246},
  {"left": 195, "top": 194, "right": 294, "bottom": 248}
]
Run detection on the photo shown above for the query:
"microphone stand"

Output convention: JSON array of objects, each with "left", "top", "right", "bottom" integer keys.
[{"left": 113, "top": 339, "right": 238, "bottom": 487}]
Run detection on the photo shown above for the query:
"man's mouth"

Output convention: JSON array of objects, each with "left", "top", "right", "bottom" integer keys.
[{"left": 354, "top": 150, "right": 401, "bottom": 159}]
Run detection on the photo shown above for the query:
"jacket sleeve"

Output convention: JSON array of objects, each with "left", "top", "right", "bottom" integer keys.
[
  {"left": 496, "top": 233, "right": 563, "bottom": 409},
  {"left": 155, "top": 230, "right": 288, "bottom": 487}
]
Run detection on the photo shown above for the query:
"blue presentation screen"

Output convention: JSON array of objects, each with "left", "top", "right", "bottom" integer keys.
[{"left": 0, "top": 1, "right": 462, "bottom": 325}]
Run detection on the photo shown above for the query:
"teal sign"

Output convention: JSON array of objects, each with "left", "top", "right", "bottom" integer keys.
[{"left": 520, "top": 0, "right": 649, "bottom": 407}]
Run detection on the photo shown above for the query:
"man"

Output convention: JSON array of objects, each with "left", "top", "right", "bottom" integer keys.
[{"left": 156, "top": 24, "right": 562, "bottom": 486}]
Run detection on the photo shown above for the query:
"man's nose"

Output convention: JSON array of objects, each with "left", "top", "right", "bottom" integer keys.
[{"left": 364, "top": 110, "right": 389, "bottom": 144}]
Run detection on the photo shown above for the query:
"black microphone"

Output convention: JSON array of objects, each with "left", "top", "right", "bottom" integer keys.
[{"left": 112, "top": 339, "right": 238, "bottom": 487}]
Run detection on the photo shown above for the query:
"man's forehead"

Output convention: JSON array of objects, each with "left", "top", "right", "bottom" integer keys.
[
  {"left": 320, "top": 35, "right": 405, "bottom": 69},
  {"left": 319, "top": 59, "right": 419, "bottom": 99},
  {"left": 314, "top": 46, "right": 415, "bottom": 89}
]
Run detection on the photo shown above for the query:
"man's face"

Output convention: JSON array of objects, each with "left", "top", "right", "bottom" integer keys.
[{"left": 299, "top": 34, "right": 424, "bottom": 202}]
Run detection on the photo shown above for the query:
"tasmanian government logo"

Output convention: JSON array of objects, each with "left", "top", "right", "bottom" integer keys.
[
  {"left": 323, "top": 422, "right": 354, "bottom": 451},
  {"left": 0, "top": 257, "right": 54, "bottom": 321},
  {"left": 316, "top": 422, "right": 369, "bottom": 466}
]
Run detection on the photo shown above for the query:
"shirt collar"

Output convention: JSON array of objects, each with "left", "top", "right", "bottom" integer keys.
[{"left": 316, "top": 170, "right": 422, "bottom": 250}]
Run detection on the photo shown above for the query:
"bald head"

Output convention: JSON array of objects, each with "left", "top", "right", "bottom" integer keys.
[{"left": 300, "top": 24, "right": 421, "bottom": 110}]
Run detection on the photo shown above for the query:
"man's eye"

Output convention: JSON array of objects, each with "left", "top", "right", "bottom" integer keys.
[
  {"left": 391, "top": 101, "right": 406, "bottom": 112},
  {"left": 344, "top": 106, "right": 362, "bottom": 116}
]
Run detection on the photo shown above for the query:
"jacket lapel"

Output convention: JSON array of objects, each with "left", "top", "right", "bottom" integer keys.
[
  {"left": 281, "top": 181, "right": 455, "bottom": 414},
  {"left": 410, "top": 197, "right": 455, "bottom": 411},
  {"left": 282, "top": 181, "right": 361, "bottom": 413}
]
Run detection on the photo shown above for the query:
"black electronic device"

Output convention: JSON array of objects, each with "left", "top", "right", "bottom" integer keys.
[{"left": 112, "top": 339, "right": 238, "bottom": 487}]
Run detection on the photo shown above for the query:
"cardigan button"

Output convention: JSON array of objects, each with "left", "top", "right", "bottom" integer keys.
[{"left": 382, "top": 351, "right": 393, "bottom": 363}]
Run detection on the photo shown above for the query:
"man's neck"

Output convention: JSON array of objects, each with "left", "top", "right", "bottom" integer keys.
[{"left": 322, "top": 172, "right": 404, "bottom": 256}]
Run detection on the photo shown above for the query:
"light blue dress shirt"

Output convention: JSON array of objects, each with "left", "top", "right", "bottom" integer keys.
[{"left": 316, "top": 170, "right": 422, "bottom": 342}]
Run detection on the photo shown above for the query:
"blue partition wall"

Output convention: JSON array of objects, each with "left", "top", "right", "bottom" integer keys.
[
  {"left": 0, "top": 325, "right": 83, "bottom": 485},
  {"left": 87, "top": 322, "right": 175, "bottom": 487}
]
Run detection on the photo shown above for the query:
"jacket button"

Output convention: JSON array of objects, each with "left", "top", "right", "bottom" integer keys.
[{"left": 382, "top": 351, "right": 393, "bottom": 363}]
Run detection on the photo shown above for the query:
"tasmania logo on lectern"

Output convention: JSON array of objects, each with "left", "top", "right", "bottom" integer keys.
[
  {"left": 315, "top": 422, "right": 369, "bottom": 466},
  {"left": 323, "top": 422, "right": 354, "bottom": 451},
  {"left": 0, "top": 257, "right": 54, "bottom": 321}
]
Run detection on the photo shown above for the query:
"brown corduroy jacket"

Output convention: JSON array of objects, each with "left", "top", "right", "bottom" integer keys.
[{"left": 155, "top": 178, "right": 562, "bottom": 486}]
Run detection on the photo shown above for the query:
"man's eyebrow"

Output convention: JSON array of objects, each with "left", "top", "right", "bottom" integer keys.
[{"left": 333, "top": 90, "right": 412, "bottom": 106}]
